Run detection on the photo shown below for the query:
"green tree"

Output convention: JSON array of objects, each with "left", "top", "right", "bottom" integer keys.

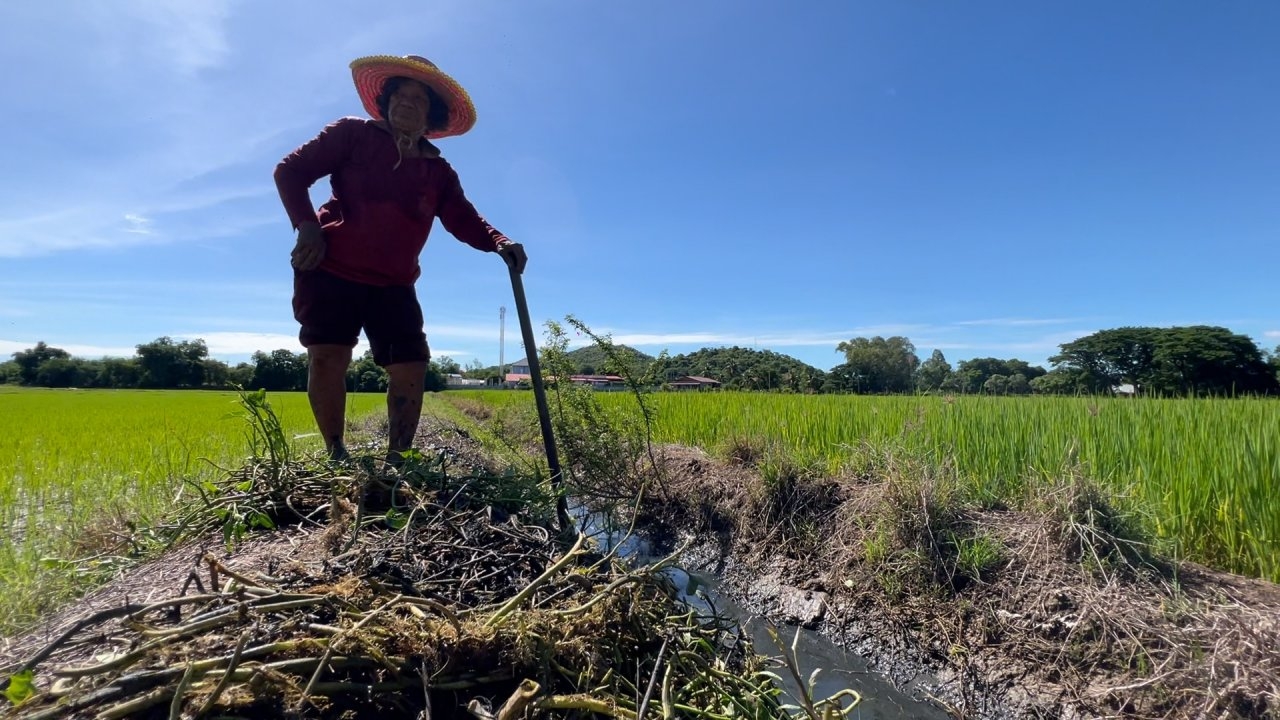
[
  {"left": 1148, "top": 326, "right": 1277, "bottom": 396},
  {"left": 953, "top": 357, "right": 1046, "bottom": 394},
  {"left": 462, "top": 358, "right": 491, "bottom": 380},
  {"left": 203, "top": 359, "right": 232, "bottom": 389},
  {"left": 834, "top": 336, "right": 919, "bottom": 393},
  {"left": 434, "top": 356, "right": 461, "bottom": 375},
  {"left": 136, "top": 337, "right": 208, "bottom": 388},
  {"left": 650, "top": 346, "right": 823, "bottom": 392},
  {"left": 982, "top": 374, "right": 1009, "bottom": 395},
  {"left": 915, "top": 349, "right": 952, "bottom": 392},
  {"left": 250, "top": 349, "right": 308, "bottom": 391},
  {"left": 1052, "top": 326, "right": 1277, "bottom": 396},
  {"left": 35, "top": 357, "right": 94, "bottom": 388},
  {"left": 424, "top": 358, "right": 454, "bottom": 392},
  {"left": 1030, "top": 367, "right": 1092, "bottom": 395},
  {"left": 11, "top": 341, "right": 71, "bottom": 385},
  {"left": 566, "top": 344, "right": 653, "bottom": 376},
  {"left": 228, "top": 362, "right": 254, "bottom": 389},
  {"left": 1006, "top": 373, "right": 1032, "bottom": 395},
  {"left": 0, "top": 360, "right": 19, "bottom": 384},
  {"left": 97, "top": 357, "right": 141, "bottom": 388},
  {"left": 346, "top": 351, "right": 388, "bottom": 392},
  {"left": 821, "top": 362, "right": 861, "bottom": 393},
  {"left": 1050, "top": 327, "right": 1160, "bottom": 393}
]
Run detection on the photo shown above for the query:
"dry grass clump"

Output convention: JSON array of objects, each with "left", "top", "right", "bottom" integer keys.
[{"left": 1, "top": 441, "right": 841, "bottom": 719}]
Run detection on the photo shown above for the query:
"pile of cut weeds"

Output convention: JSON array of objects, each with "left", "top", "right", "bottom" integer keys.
[
  {"left": 645, "top": 444, "right": 1280, "bottom": 720},
  {"left": 0, "top": 416, "right": 855, "bottom": 719}
]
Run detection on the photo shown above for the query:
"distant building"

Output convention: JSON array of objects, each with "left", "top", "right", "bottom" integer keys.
[
  {"left": 569, "top": 374, "right": 626, "bottom": 390},
  {"left": 504, "top": 359, "right": 719, "bottom": 392},
  {"left": 444, "top": 373, "right": 486, "bottom": 388},
  {"left": 667, "top": 375, "right": 721, "bottom": 391},
  {"left": 502, "top": 359, "right": 626, "bottom": 390},
  {"left": 505, "top": 357, "right": 532, "bottom": 386}
]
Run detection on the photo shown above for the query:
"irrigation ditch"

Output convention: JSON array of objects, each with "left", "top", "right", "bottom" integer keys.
[{"left": 444, "top": 369, "right": 1280, "bottom": 720}]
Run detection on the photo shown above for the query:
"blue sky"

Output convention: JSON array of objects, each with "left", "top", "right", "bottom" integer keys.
[{"left": 1, "top": 1, "right": 1277, "bottom": 373}]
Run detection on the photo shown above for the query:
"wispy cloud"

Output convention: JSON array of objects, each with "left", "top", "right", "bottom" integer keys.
[
  {"left": 603, "top": 324, "right": 930, "bottom": 349},
  {"left": 1265, "top": 330, "right": 1280, "bottom": 339},
  {"left": 0, "top": 2, "right": 275, "bottom": 258},
  {"left": 911, "top": 330, "right": 1085, "bottom": 359},
  {"left": 427, "top": 324, "right": 510, "bottom": 341},
  {"left": 0, "top": 207, "right": 166, "bottom": 258},
  {"left": 122, "top": 214, "right": 154, "bottom": 235},
  {"left": 85, "top": 0, "right": 234, "bottom": 76}
]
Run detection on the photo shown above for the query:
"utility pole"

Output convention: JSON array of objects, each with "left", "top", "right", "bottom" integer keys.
[{"left": 498, "top": 306, "right": 506, "bottom": 387}]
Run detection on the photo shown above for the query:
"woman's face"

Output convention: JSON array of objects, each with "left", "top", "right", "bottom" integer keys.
[{"left": 387, "top": 80, "right": 431, "bottom": 135}]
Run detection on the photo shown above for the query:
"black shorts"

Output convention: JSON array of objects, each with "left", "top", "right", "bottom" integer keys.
[{"left": 292, "top": 270, "right": 430, "bottom": 367}]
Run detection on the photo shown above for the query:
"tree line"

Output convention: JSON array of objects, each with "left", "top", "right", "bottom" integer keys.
[
  {"left": 0, "top": 338, "right": 464, "bottom": 393},
  {"left": 6, "top": 325, "right": 1279, "bottom": 397},
  {"left": 830, "top": 325, "right": 1279, "bottom": 396},
  {"left": 619, "top": 325, "right": 1279, "bottom": 396}
]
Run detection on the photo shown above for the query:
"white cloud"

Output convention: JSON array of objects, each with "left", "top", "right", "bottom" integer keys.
[
  {"left": 176, "top": 334, "right": 474, "bottom": 364},
  {"left": 953, "top": 317, "right": 1084, "bottom": 327},
  {"left": 1265, "top": 330, "right": 1280, "bottom": 339},
  {"left": 176, "top": 332, "right": 305, "bottom": 355},
  {"left": 0, "top": 339, "right": 138, "bottom": 359}
]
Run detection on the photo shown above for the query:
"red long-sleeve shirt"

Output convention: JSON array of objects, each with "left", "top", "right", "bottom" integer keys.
[{"left": 274, "top": 117, "right": 508, "bottom": 286}]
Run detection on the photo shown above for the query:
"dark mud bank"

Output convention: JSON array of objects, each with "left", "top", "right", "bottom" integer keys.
[{"left": 677, "top": 534, "right": 1016, "bottom": 720}]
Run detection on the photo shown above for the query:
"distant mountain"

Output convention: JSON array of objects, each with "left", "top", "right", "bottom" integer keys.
[
  {"left": 566, "top": 345, "right": 654, "bottom": 375},
  {"left": 465, "top": 344, "right": 826, "bottom": 391},
  {"left": 653, "top": 346, "right": 827, "bottom": 392}
]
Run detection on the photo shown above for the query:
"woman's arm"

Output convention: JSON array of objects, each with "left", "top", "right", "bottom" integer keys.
[
  {"left": 273, "top": 118, "right": 358, "bottom": 229},
  {"left": 435, "top": 160, "right": 511, "bottom": 252}
]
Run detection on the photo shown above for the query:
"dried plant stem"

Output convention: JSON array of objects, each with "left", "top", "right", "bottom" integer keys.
[{"left": 486, "top": 533, "right": 586, "bottom": 628}]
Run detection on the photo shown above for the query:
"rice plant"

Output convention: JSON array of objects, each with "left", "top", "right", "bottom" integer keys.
[{"left": 0, "top": 387, "right": 384, "bottom": 632}]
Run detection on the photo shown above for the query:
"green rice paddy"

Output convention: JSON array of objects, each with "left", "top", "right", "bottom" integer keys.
[
  {"left": 0, "top": 387, "right": 384, "bottom": 632},
  {"left": 458, "top": 389, "right": 1280, "bottom": 582}
]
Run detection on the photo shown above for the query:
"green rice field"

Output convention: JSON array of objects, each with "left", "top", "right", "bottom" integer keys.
[
  {"left": 0, "top": 387, "right": 384, "bottom": 632},
  {"left": 458, "top": 389, "right": 1280, "bottom": 582}
]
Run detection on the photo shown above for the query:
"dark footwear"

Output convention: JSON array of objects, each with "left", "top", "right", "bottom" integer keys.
[{"left": 384, "top": 450, "right": 405, "bottom": 469}]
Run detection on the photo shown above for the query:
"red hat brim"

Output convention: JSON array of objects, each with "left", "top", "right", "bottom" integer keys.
[{"left": 350, "top": 55, "right": 477, "bottom": 139}]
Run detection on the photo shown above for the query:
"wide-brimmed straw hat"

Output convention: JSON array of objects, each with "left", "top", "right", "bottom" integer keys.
[{"left": 350, "top": 54, "right": 477, "bottom": 139}]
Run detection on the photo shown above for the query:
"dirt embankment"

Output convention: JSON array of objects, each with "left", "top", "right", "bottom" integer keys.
[
  {"left": 640, "top": 444, "right": 1280, "bottom": 720},
  {"left": 0, "top": 418, "right": 794, "bottom": 719}
]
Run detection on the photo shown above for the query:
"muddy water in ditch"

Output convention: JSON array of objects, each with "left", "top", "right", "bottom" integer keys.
[
  {"left": 588, "top": 517, "right": 952, "bottom": 720},
  {"left": 671, "top": 566, "right": 953, "bottom": 720}
]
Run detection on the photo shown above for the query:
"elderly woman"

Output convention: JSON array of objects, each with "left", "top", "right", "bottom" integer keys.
[{"left": 274, "top": 55, "right": 525, "bottom": 464}]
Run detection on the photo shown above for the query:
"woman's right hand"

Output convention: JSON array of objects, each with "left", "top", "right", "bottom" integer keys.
[{"left": 290, "top": 223, "right": 326, "bottom": 271}]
